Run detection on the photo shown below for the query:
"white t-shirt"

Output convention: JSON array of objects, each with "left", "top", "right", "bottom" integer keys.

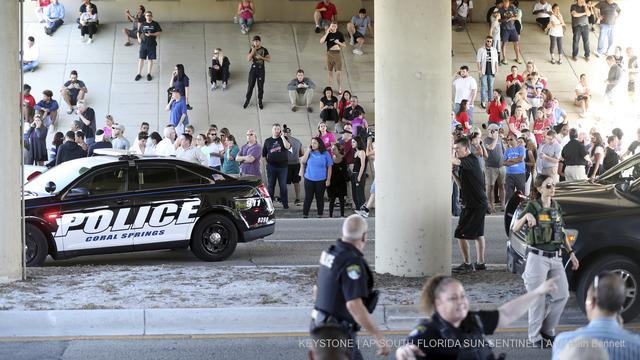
[
  {"left": 207, "top": 142, "right": 224, "bottom": 167},
  {"left": 155, "top": 138, "right": 176, "bottom": 156},
  {"left": 455, "top": 0, "right": 473, "bottom": 18},
  {"left": 575, "top": 82, "right": 589, "bottom": 95},
  {"left": 453, "top": 76, "right": 478, "bottom": 104},
  {"left": 533, "top": 2, "right": 552, "bottom": 19},
  {"left": 548, "top": 14, "right": 564, "bottom": 37}
]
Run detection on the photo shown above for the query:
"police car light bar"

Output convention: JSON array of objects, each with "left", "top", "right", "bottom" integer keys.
[{"left": 93, "top": 148, "right": 139, "bottom": 159}]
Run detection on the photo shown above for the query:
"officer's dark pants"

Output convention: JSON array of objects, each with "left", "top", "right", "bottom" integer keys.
[
  {"left": 303, "top": 178, "right": 326, "bottom": 216},
  {"left": 245, "top": 65, "right": 265, "bottom": 103},
  {"left": 267, "top": 164, "right": 288, "bottom": 208}
]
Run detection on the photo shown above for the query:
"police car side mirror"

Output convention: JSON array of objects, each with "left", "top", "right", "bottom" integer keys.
[
  {"left": 45, "top": 181, "right": 56, "bottom": 194},
  {"left": 67, "top": 187, "right": 90, "bottom": 198}
]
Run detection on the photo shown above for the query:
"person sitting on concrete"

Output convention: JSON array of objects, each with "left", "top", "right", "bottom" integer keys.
[
  {"left": 77, "top": 0, "right": 98, "bottom": 28},
  {"left": 123, "top": 5, "right": 145, "bottom": 46},
  {"left": 452, "top": 0, "right": 474, "bottom": 32},
  {"left": 553, "top": 272, "right": 640, "bottom": 359},
  {"left": 35, "top": 89, "right": 59, "bottom": 129},
  {"left": 79, "top": 4, "right": 98, "bottom": 44},
  {"left": 44, "top": 0, "right": 65, "bottom": 36},
  {"left": 209, "top": 48, "right": 231, "bottom": 91},
  {"left": 313, "top": 0, "right": 337, "bottom": 33},
  {"left": 287, "top": 69, "right": 316, "bottom": 113},
  {"left": 346, "top": 8, "right": 373, "bottom": 55},
  {"left": 35, "top": 0, "right": 51, "bottom": 24},
  {"left": 22, "top": 36, "right": 40, "bottom": 72},
  {"left": 60, "top": 70, "right": 88, "bottom": 114},
  {"left": 237, "top": 0, "right": 255, "bottom": 35}
]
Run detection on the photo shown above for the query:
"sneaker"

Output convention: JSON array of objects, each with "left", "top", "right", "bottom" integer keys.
[
  {"left": 349, "top": 37, "right": 355, "bottom": 46},
  {"left": 593, "top": 51, "right": 600, "bottom": 58},
  {"left": 315, "top": 26, "right": 321, "bottom": 34},
  {"left": 355, "top": 206, "right": 369, "bottom": 218},
  {"left": 452, "top": 263, "right": 474, "bottom": 273},
  {"left": 135, "top": 74, "right": 142, "bottom": 81},
  {"left": 124, "top": 42, "right": 132, "bottom": 47},
  {"left": 550, "top": 59, "right": 556, "bottom": 64},
  {"left": 585, "top": 56, "right": 590, "bottom": 62},
  {"left": 243, "top": 100, "right": 249, "bottom": 109},
  {"left": 500, "top": 60, "right": 508, "bottom": 65},
  {"left": 540, "top": 332, "right": 555, "bottom": 344},
  {"left": 473, "top": 262, "right": 487, "bottom": 271},
  {"left": 558, "top": 58, "right": 563, "bottom": 64},
  {"left": 88, "top": 38, "right": 93, "bottom": 44},
  {"left": 67, "top": 108, "right": 73, "bottom": 114},
  {"left": 480, "top": 102, "right": 486, "bottom": 109},
  {"left": 294, "top": 199, "right": 301, "bottom": 206},
  {"left": 147, "top": 74, "right": 152, "bottom": 81},
  {"left": 187, "top": 104, "right": 193, "bottom": 110},
  {"left": 222, "top": 83, "right": 227, "bottom": 91},
  {"left": 211, "top": 83, "right": 217, "bottom": 91},
  {"left": 241, "top": 28, "right": 247, "bottom": 35},
  {"left": 307, "top": 106, "right": 313, "bottom": 113},
  {"left": 353, "top": 48, "right": 363, "bottom": 55},
  {"left": 515, "top": 58, "right": 523, "bottom": 64},
  {"left": 291, "top": 106, "right": 297, "bottom": 112},
  {"left": 258, "top": 101, "right": 264, "bottom": 110}
]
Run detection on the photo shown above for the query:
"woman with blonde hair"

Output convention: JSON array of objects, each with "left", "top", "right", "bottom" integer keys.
[{"left": 210, "top": 48, "right": 231, "bottom": 91}]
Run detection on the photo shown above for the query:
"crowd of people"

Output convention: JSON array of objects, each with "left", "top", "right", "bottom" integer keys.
[{"left": 22, "top": 0, "right": 376, "bottom": 218}]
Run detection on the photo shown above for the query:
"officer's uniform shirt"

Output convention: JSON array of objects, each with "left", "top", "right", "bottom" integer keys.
[
  {"left": 406, "top": 310, "right": 500, "bottom": 360},
  {"left": 517, "top": 199, "right": 565, "bottom": 252},
  {"left": 314, "top": 239, "right": 372, "bottom": 324}
]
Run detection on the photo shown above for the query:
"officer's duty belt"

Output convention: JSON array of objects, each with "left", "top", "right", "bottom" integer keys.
[
  {"left": 528, "top": 247, "right": 560, "bottom": 258},
  {"left": 311, "top": 309, "right": 358, "bottom": 332}
]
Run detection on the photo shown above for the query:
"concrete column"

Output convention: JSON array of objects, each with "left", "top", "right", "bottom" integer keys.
[
  {"left": 0, "top": 0, "right": 24, "bottom": 282},
  {"left": 374, "top": 0, "right": 452, "bottom": 276}
]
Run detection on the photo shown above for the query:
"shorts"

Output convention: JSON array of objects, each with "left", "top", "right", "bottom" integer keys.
[
  {"left": 139, "top": 45, "right": 157, "bottom": 60},
  {"left": 353, "top": 31, "right": 365, "bottom": 41},
  {"left": 501, "top": 28, "right": 519, "bottom": 43},
  {"left": 326, "top": 50, "right": 342, "bottom": 72},
  {"left": 575, "top": 95, "right": 590, "bottom": 102},
  {"left": 125, "top": 28, "right": 137, "bottom": 39},
  {"left": 454, "top": 206, "right": 487, "bottom": 239},
  {"left": 319, "top": 18, "right": 331, "bottom": 28},
  {"left": 485, "top": 166, "right": 505, "bottom": 186},
  {"left": 287, "top": 163, "right": 301, "bottom": 184}
]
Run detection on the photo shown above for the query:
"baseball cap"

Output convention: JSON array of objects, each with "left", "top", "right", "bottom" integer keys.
[
  {"left": 487, "top": 123, "right": 500, "bottom": 131},
  {"left": 252, "top": 35, "right": 261, "bottom": 42},
  {"left": 112, "top": 123, "right": 125, "bottom": 131}
]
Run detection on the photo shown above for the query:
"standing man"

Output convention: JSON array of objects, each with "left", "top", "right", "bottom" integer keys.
[
  {"left": 570, "top": 0, "right": 591, "bottom": 61},
  {"left": 452, "top": 66, "right": 477, "bottom": 124},
  {"left": 22, "top": 37, "right": 40, "bottom": 72},
  {"left": 44, "top": 0, "right": 65, "bottom": 36},
  {"left": 56, "top": 131, "right": 86, "bottom": 165},
  {"left": 503, "top": 135, "right": 527, "bottom": 209},
  {"left": 605, "top": 55, "right": 622, "bottom": 105},
  {"left": 485, "top": 124, "right": 506, "bottom": 213},
  {"left": 533, "top": 0, "right": 553, "bottom": 30},
  {"left": 562, "top": 128, "right": 589, "bottom": 181},
  {"left": 243, "top": 35, "right": 271, "bottom": 110},
  {"left": 346, "top": 8, "right": 373, "bottom": 56},
  {"left": 287, "top": 69, "right": 316, "bottom": 113},
  {"left": 135, "top": 11, "right": 162, "bottom": 81},
  {"left": 76, "top": 100, "right": 96, "bottom": 145},
  {"left": 60, "top": 70, "right": 88, "bottom": 114},
  {"left": 452, "top": 137, "right": 489, "bottom": 273},
  {"left": 311, "top": 215, "right": 390, "bottom": 359},
  {"left": 320, "top": 23, "right": 346, "bottom": 95},
  {"left": 594, "top": 0, "right": 621, "bottom": 57},
  {"left": 498, "top": 0, "right": 523, "bottom": 65},
  {"left": 284, "top": 126, "right": 304, "bottom": 206},
  {"left": 627, "top": 47, "right": 638, "bottom": 103},
  {"left": 236, "top": 129, "right": 262, "bottom": 177},
  {"left": 476, "top": 36, "right": 499, "bottom": 109},
  {"left": 313, "top": 0, "right": 337, "bottom": 33},
  {"left": 166, "top": 88, "right": 188, "bottom": 135},
  {"left": 262, "top": 124, "right": 291, "bottom": 209},
  {"left": 537, "top": 130, "right": 562, "bottom": 182}
]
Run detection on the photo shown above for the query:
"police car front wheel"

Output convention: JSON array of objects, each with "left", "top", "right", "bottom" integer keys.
[
  {"left": 25, "top": 223, "right": 48, "bottom": 267},
  {"left": 190, "top": 214, "right": 238, "bottom": 262}
]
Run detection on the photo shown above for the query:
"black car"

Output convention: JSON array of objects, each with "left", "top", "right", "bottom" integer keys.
[
  {"left": 23, "top": 151, "right": 275, "bottom": 266},
  {"left": 505, "top": 154, "right": 640, "bottom": 322}
]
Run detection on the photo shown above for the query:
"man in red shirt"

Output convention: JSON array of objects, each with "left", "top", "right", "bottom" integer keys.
[
  {"left": 314, "top": 0, "right": 337, "bottom": 33},
  {"left": 23, "top": 84, "right": 36, "bottom": 123},
  {"left": 505, "top": 65, "right": 524, "bottom": 100}
]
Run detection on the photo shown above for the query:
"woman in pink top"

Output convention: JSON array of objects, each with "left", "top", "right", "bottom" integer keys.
[
  {"left": 103, "top": 115, "right": 114, "bottom": 139},
  {"left": 237, "top": 0, "right": 255, "bottom": 34},
  {"left": 317, "top": 122, "right": 336, "bottom": 154},
  {"left": 508, "top": 106, "right": 528, "bottom": 138}
]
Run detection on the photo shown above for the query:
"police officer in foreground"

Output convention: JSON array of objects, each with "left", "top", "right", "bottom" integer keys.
[
  {"left": 512, "top": 174, "right": 579, "bottom": 348},
  {"left": 311, "top": 214, "right": 390, "bottom": 359},
  {"left": 243, "top": 35, "right": 270, "bottom": 110}
]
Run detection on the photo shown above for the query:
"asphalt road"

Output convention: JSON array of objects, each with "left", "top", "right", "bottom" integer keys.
[{"left": 43, "top": 216, "right": 508, "bottom": 267}]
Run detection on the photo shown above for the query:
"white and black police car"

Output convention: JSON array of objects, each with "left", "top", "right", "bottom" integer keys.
[{"left": 23, "top": 150, "right": 275, "bottom": 266}]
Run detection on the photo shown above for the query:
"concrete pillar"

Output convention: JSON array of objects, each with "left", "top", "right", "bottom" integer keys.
[
  {"left": 0, "top": 0, "right": 24, "bottom": 282},
  {"left": 374, "top": 0, "right": 452, "bottom": 276}
]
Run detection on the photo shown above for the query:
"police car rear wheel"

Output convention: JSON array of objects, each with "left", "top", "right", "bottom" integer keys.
[
  {"left": 25, "top": 223, "right": 48, "bottom": 267},
  {"left": 190, "top": 214, "right": 238, "bottom": 262}
]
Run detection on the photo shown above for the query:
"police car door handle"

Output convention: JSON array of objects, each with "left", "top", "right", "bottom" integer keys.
[{"left": 116, "top": 199, "right": 131, "bottom": 205}]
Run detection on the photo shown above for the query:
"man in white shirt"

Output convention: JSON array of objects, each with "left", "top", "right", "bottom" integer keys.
[
  {"left": 23, "top": 36, "right": 40, "bottom": 72},
  {"left": 155, "top": 125, "right": 176, "bottom": 156},
  {"left": 176, "top": 133, "right": 207, "bottom": 166},
  {"left": 532, "top": 0, "right": 553, "bottom": 29},
  {"left": 452, "top": 65, "right": 477, "bottom": 124},
  {"left": 476, "top": 36, "right": 499, "bottom": 109}
]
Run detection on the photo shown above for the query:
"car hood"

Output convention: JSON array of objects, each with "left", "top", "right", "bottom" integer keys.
[{"left": 555, "top": 181, "right": 636, "bottom": 219}]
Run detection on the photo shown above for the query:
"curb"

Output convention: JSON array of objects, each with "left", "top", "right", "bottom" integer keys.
[{"left": 0, "top": 304, "right": 592, "bottom": 338}]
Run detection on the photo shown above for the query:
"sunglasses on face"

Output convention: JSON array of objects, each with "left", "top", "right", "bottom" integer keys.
[{"left": 545, "top": 183, "right": 556, "bottom": 189}]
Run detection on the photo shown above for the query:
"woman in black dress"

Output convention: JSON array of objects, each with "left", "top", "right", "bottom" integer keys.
[
  {"left": 26, "top": 115, "right": 48, "bottom": 166},
  {"left": 351, "top": 136, "right": 368, "bottom": 210},
  {"left": 327, "top": 143, "right": 349, "bottom": 217},
  {"left": 319, "top": 86, "right": 339, "bottom": 124}
]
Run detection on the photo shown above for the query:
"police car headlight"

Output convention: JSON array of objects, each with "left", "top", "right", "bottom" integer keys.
[{"left": 565, "top": 229, "right": 578, "bottom": 245}]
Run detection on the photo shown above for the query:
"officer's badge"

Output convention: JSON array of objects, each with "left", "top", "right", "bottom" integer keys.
[
  {"left": 409, "top": 325, "right": 426, "bottom": 337},
  {"left": 346, "top": 264, "right": 361, "bottom": 280}
]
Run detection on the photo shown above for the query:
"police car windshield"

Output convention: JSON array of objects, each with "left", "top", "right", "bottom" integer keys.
[{"left": 25, "top": 157, "right": 118, "bottom": 194}]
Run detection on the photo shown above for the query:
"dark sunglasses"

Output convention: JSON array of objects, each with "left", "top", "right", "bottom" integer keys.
[{"left": 545, "top": 183, "right": 556, "bottom": 189}]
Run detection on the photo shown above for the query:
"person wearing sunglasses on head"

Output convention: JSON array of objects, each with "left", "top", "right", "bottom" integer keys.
[{"left": 512, "top": 174, "right": 579, "bottom": 348}]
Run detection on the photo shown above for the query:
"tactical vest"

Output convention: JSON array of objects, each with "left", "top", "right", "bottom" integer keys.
[{"left": 525, "top": 199, "right": 565, "bottom": 247}]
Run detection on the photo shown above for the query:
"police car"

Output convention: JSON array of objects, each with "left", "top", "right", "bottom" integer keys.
[{"left": 23, "top": 150, "right": 275, "bottom": 266}]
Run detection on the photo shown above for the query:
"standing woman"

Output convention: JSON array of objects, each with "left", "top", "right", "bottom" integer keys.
[
  {"left": 300, "top": 137, "right": 333, "bottom": 218},
  {"left": 513, "top": 0, "right": 523, "bottom": 35},
  {"left": 26, "top": 115, "right": 48, "bottom": 166},
  {"left": 210, "top": 48, "right": 231, "bottom": 91},
  {"left": 327, "top": 143, "right": 349, "bottom": 218},
  {"left": 546, "top": 3, "right": 566, "bottom": 64},
  {"left": 46, "top": 131, "right": 64, "bottom": 168},
  {"left": 168, "top": 64, "right": 192, "bottom": 110},
  {"left": 512, "top": 174, "right": 579, "bottom": 347},
  {"left": 523, "top": 136, "right": 537, "bottom": 196},
  {"left": 351, "top": 136, "right": 368, "bottom": 211},
  {"left": 237, "top": 0, "right": 255, "bottom": 34},
  {"left": 455, "top": 100, "right": 471, "bottom": 135},
  {"left": 221, "top": 134, "right": 240, "bottom": 175},
  {"left": 319, "top": 87, "right": 339, "bottom": 124},
  {"left": 588, "top": 132, "right": 604, "bottom": 179},
  {"left": 317, "top": 122, "right": 336, "bottom": 154}
]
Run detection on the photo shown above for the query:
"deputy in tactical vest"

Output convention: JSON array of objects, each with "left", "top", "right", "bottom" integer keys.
[
  {"left": 512, "top": 174, "right": 579, "bottom": 348},
  {"left": 311, "top": 215, "right": 389, "bottom": 359}
]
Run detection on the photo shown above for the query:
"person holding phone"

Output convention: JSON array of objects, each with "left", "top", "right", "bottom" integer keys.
[
  {"left": 244, "top": 35, "right": 271, "bottom": 109},
  {"left": 135, "top": 11, "right": 162, "bottom": 81},
  {"left": 320, "top": 23, "right": 346, "bottom": 95}
]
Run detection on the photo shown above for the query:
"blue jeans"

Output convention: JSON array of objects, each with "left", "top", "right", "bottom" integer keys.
[
  {"left": 239, "top": 17, "right": 254, "bottom": 29},
  {"left": 22, "top": 61, "right": 39, "bottom": 72},
  {"left": 597, "top": 24, "right": 614, "bottom": 55},
  {"left": 572, "top": 25, "right": 590, "bottom": 57},
  {"left": 480, "top": 74, "right": 495, "bottom": 104},
  {"left": 453, "top": 102, "right": 474, "bottom": 125},
  {"left": 266, "top": 164, "right": 288, "bottom": 208}
]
